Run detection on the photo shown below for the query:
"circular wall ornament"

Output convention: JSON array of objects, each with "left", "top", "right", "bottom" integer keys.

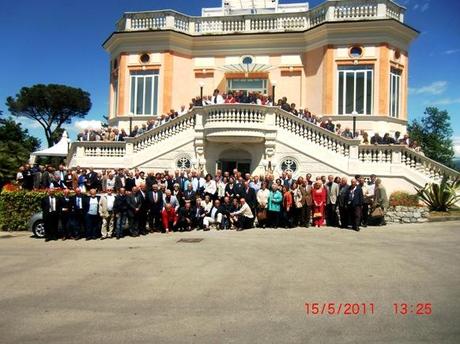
[
  {"left": 349, "top": 46, "right": 363, "bottom": 59},
  {"left": 241, "top": 55, "right": 254, "bottom": 65},
  {"left": 280, "top": 157, "right": 298, "bottom": 173},
  {"left": 176, "top": 156, "right": 191, "bottom": 170},
  {"left": 140, "top": 53, "right": 150, "bottom": 64}
]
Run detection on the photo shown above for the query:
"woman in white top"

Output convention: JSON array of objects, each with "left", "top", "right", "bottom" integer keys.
[
  {"left": 216, "top": 176, "right": 227, "bottom": 200},
  {"left": 203, "top": 174, "right": 217, "bottom": 198}
]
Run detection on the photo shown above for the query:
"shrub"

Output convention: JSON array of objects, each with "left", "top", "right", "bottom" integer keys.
[
  {"left": 389, "top": 191, "right": 420, "bottom": 207},
  {"left": 0, "top": 190, "right": 48, "bottom": 231},
  {"left": 415, "top": 177, "right": 460, "bottom": 212}
]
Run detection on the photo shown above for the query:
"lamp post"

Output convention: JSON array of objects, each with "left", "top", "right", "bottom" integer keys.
[
  {"left": 272, "top": 80, "right": 277, "bottom": 105},
  {"left": 352, "top": 111, "right": 357, "bottom": 138},
  {"left": 129, "top": 116, "right": 133, "bottom": 136},
  {"left": 199, "top": 81, "right": 204, "bottom": 105}
]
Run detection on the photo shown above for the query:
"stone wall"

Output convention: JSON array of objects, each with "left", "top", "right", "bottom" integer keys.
[{"left": 385, "top": 206, "right": 430, "bottom": 224}]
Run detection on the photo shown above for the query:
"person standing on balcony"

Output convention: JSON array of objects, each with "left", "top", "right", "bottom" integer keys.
[{"left": 211, "top": 89, "right": 224, "bottom": 104}]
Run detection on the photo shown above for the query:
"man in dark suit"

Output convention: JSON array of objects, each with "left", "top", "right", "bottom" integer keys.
[
  {"left": 41, "top": 189, "right": 60, "bottom": 241},
  {"left": 58, "top": 189, "right": 72, "bottom": 240},
  {"left": 337, "top": 177, "right": 350, "bottom": 229},
  {"left": 241, "top": 181, "right": 257, "bottom": 215},
  {"left": 127, "top": 186, "right": 143, "bottom": 236},
  {"left": 183, "top": 183, "right": 196, "bottom": 206},
  {"left": 83, "top": 189, "right": 100, "bottom": 240},
  {"left": 147, "top": 184, "right": 164, "bottom": 232},
  {"left": 86, "top": 168, "right": 99, "bottom": 191},
  {"left": 176, "top": 201, "right": 194, "bottom": 231},
  {"left": 136, "top": 184, "right": 149, "bottom": 235},
  {"left": 347, "top": 178, "right": 364, "bottom": 231},
  {"left": 70, "top": 188, "right": 87, "bottom": 239}
]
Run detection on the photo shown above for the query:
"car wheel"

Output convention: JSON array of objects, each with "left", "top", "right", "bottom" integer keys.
[{"left": 33, "top": 220, "right": 46, "bottom": 238}]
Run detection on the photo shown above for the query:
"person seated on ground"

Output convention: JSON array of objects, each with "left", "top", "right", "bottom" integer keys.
[
  {"left": 370, "top": 132, "right": 383, "bottom": 145},
  {"left": 219, "top": 196, "right": 233, "bottom": 230},
  {"left": 161, "top": 203, "right": 178, "bottom": 233},
  {"left": 193, "top": 197, "right": 206, "bottom": 229},
  {"left": 177, "top": 201, "right": 194, "bottom": 231},
  {"left": 230, "top": 198, "right": 254, "bottom": 231},
  {"left": 203, "top": 199, "right": 222, "bottom": 230}
]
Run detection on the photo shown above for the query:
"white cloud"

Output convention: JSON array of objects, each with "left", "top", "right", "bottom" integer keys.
[
  {"left": 431, "top": 97, "right": 460, "bottom": 106},
  {"left": 409, "top": 81, "right": 447, "bottom": 96},
  {"left": 453, "top": 137, "right": 460, "bottom": 158},
  {"left": 420, "top": 2, "right": 430, "bottom": 12},
  {"left": 20, "top": 117, "right": 42, "bottom": 130},
  {"left": 74, "top": 120, "right": 102, "bottom": 131},
  {"left": 442, "top": 49, "right": 460, "bottom": 55}
]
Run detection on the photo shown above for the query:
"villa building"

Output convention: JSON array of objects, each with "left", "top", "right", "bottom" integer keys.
[{"left": 66, "top": 0, "right": 459, "bottom": 192}]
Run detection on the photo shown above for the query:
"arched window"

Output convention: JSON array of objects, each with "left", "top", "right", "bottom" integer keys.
[
  {"left": 176, "top": 156, "right": 191, "bottom": 170},
  {"left": 280, "top": 158, "right": 298, "bottom": 173}
]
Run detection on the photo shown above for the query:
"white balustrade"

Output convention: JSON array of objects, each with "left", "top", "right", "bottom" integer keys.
[
  {"left": 275, "top": 109, "right": 356, "bottom": 157},
  {"left": 118, "top": 0, "right": 405, "bottom": 34}
]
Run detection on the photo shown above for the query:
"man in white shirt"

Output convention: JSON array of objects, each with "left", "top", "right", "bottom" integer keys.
[
  {"left": 210, "top": 89, "right": 224, "bottom": 105},
  {"left": 85, "top": 189, "right": 100, "bottom": 240},
  {"left": 203, "top": 199, "right": 223, "bottom": 230},
  {"left": 230, "top": 198, "right": 254, "bottom": 231},
  {"left": 99, "top": 188, "right": 115, "bottom": 239}
]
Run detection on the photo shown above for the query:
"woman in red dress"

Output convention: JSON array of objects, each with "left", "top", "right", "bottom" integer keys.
[{"left": 312, "top": 180, "right": 327, "bottom": 227}]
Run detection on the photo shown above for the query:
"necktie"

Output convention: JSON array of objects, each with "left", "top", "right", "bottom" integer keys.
[{"left": 214, "top": 96, "right": 217, "bottom": 104}]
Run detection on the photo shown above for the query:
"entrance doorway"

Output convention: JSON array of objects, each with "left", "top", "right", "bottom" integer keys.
[{"left": 219, "top": 160, "right": 251, "bottom": 175}]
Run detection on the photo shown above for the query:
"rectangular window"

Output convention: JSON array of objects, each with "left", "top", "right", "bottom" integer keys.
[
  {"left": 227, "top": 79, "right": 267, "bottom": 94},
  {"left": 390, "top": 68, "right": 401, "bottom": 118},
  {"left": 337, "top": 65, "right": 373, "bottom": 115},
  {"left": 130, "top": 70, "right": 159, "bottom": 115},
  {"left": 113, "top": 79, "right": 118, "bottom": 115}
]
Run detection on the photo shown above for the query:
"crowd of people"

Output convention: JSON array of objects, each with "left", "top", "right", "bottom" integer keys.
[
  {"left": 75, "top": 89, "right": 420, "bottom": 152},
  {"left": 15, "top": 163, "right": 389, "bottom": 241}
]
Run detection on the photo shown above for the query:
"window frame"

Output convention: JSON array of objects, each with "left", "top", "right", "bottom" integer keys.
[
  {"left": 129, "top": 70, "right": 160, "bottom": 116},
  {"left": 337, "top": 65, "right": 374, "bottom": 115}
]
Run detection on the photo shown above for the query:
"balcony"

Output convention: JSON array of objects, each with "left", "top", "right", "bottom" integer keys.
[{"left": 115, "top": 0, "right": 405, "bottom": 36}]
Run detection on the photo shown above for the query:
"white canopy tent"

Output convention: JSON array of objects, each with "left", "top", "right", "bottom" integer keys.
[{"left": 29, "top": 131, "right": 71, "bottom": 164}]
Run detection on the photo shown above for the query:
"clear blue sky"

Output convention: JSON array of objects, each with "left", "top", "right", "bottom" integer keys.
[{"left": 0, "top": 0, "right": 459, "bottom": 155}]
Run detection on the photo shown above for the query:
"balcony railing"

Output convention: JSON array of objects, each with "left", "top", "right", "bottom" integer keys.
[
  {"left": 67, "top": 104, "right": 460, "bottom": 185},
  {"left": 116, "top": 0, "right": 405, "bottom": 35}
]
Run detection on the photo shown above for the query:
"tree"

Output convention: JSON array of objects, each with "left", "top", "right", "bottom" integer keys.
[
  {"left": 407, "top": 107, "right": 455, "bottom": 167},
  {"left": 6, "top": 84, "right": 91, "bottom": 147},
  {"left": 0, "top": 117, "right": 40, "bottom": 186}
]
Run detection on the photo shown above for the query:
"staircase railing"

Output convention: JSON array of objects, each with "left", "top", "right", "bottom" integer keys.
[{"left": 274, "top": 108, "right": 360, "bottom": 157}]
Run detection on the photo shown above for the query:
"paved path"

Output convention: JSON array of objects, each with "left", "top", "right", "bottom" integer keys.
[{"left": 0, "top": 222, "right": 459, "bottom": 344}]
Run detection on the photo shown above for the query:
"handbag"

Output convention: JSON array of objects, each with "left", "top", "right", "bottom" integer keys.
[
  {"left": 257, "top": 209, "right": 267, "bottom": 221},
  {"left": 371, "top": 206, "right": 384, "bottom": 218},
  {"left": 313, "top": 212, "right": 322, "bottom": 218}
]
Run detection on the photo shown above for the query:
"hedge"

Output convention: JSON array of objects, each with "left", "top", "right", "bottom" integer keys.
[
  {"left": 0, "top": 190, "right": 49, "bottom": 231},
  {"left": 389, "top": 191, "right": 420, "bottom": 207}
]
